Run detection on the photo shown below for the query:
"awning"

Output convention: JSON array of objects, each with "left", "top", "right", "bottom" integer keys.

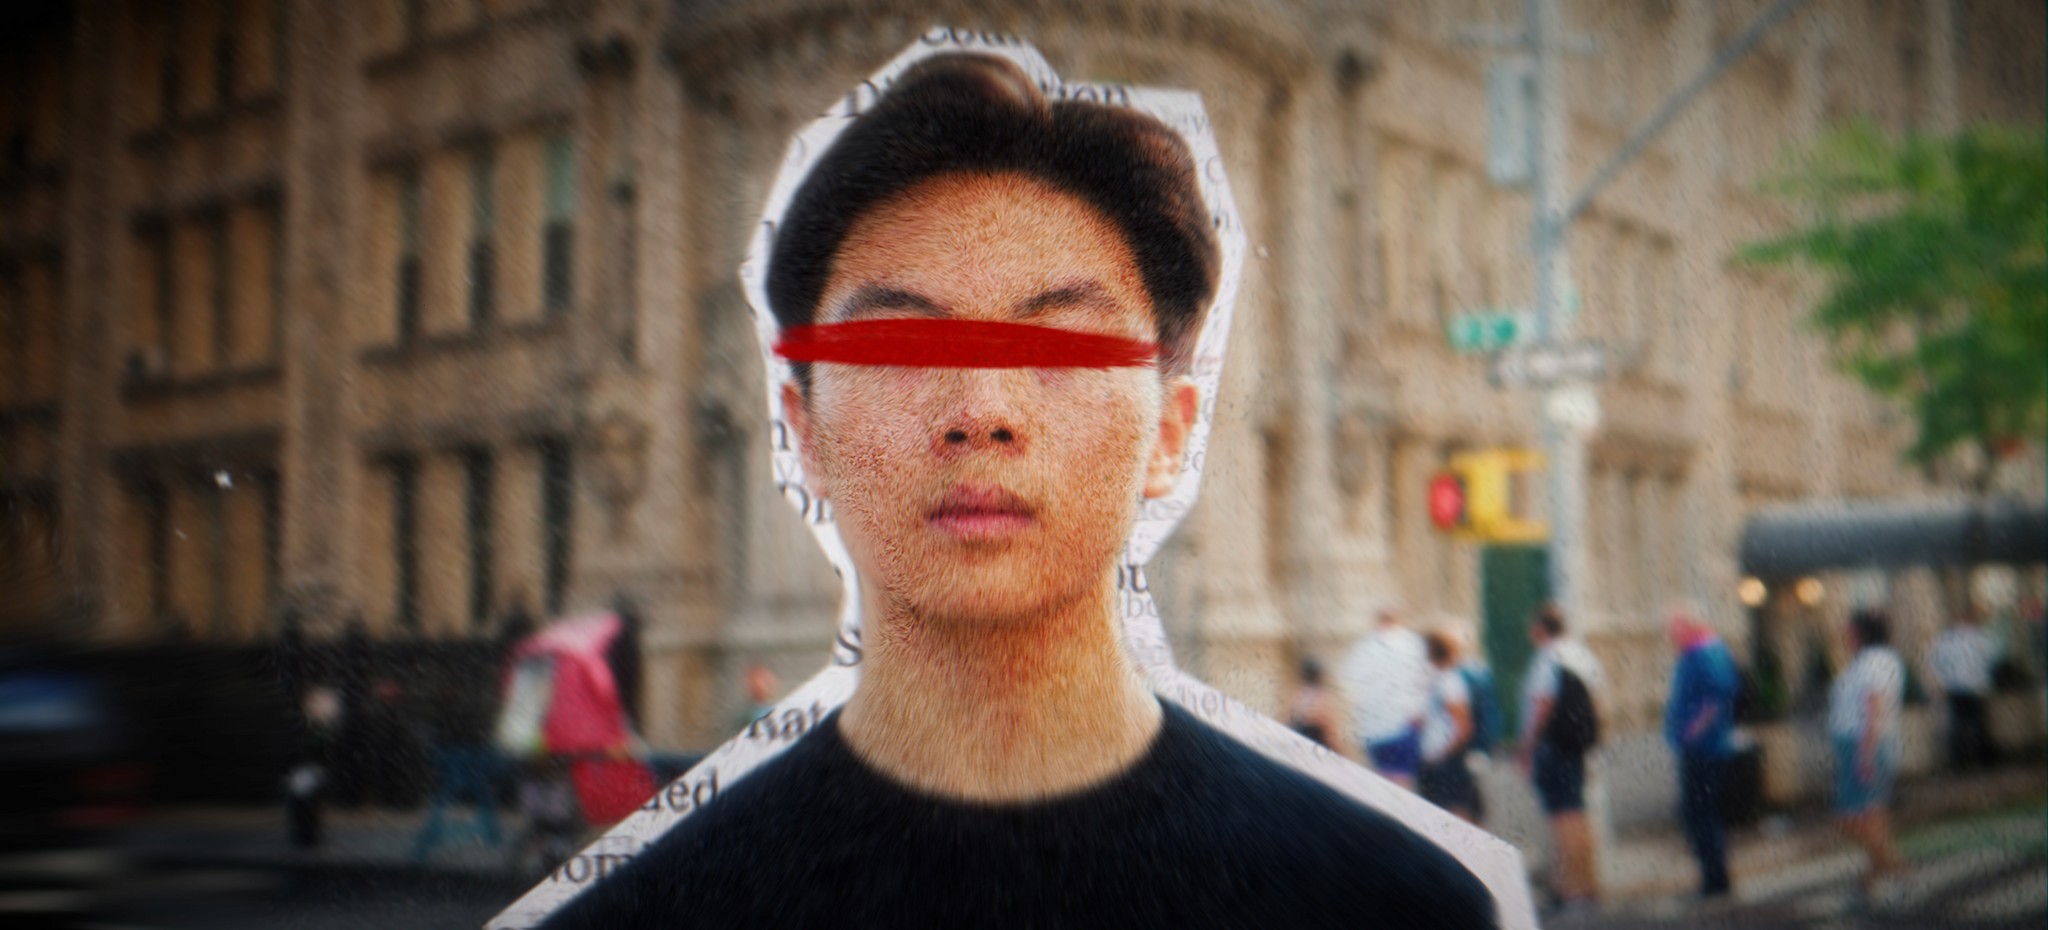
[{"left": 1739, "top": 498, "right": 2048, "bottom": 577}]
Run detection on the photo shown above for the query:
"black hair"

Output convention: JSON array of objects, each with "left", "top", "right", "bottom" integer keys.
[
  {"left": 1851, "top": 608, "right": 1890, "bottom": 648},
  {"left": 1298, "top": 656, "right": 1324, "bottom": 685},
  {"left": 1425, "top": 631, "right": 1456, "bottom": 666},
  {"left": 767, "top": 53, "right": 1221, "bottom": 387},
  {"left": 1532, "top": 603, "right": 1566, "bottom": 639}
]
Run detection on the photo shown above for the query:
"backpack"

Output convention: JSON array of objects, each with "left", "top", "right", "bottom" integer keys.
[
  {"left": 1460, "top": 666, "right": 1504, "bottom": 755},
  {"left": 1541, "top": 665, "right": 1601, "bottom": 756}
]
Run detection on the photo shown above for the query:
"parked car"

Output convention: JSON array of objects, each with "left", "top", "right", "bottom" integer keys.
[{"left": 0, "top": 649, "right": 148, "bottom": 927}]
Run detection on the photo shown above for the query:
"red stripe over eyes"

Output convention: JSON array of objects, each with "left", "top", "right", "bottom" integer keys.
[{"left": 773, "top": 319, "right": 1158, "bottom": 369}]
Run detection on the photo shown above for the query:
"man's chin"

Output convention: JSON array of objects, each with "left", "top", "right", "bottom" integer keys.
[{"left": 898, "top": 575, "right": 1086, "bottom": 628}]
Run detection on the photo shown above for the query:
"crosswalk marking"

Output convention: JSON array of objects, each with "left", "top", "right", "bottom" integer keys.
[{"left": 1955, "top": 862, "right": 2048, "bottom": 920}]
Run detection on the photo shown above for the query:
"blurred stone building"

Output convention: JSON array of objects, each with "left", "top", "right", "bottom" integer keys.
[{"left": 1, "top": 0, "right": 2042, "bottom": 789}]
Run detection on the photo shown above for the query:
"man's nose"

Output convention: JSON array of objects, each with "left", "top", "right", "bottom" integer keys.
[{"left": 933, "top": 370, "right": 1028, "bottom": 457}]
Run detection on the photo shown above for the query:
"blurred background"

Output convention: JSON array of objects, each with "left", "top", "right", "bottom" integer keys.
[{"left": 0, "top": 1, "right": 2041, "bottom": 927}]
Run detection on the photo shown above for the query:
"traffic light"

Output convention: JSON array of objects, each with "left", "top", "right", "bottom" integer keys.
[{"left": 1432, "top": 449, "right": 1547, "bottom": 543}]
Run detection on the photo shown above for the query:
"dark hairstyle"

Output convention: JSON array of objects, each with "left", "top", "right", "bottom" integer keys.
[
  {"left": 1850, "top": 608, "right": 1890, "bottom": 648},
  {"left": 1298, "top": 656, "right": 1324, "bottom": 685},
  {"left": 1531, "top": 603, "right": 1566, "bottom": 639},
  {"left": 1425, "top": 631, "right": 1456, "bottom": 666},
  {"left": 767, "top": 53, "right": 1221, "bottom": 387}
]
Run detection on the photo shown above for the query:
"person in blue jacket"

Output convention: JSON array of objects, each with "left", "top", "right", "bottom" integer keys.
[{"left": 1664, "top": 602, "right": 1743, "bottom": 899}]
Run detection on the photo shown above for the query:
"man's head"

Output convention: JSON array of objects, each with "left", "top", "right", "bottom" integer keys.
[
  {"left": 1445, "top": 618, "right": 1480, "bottom": 658},
  {"left": 1425, "top": 631, "right": 1459, "bottom": 670},
  {"left": 744, "top": 663, "right": 779, "bottom": 704},
  {"left": 771, "top": 54, "right": 1222, "bottom": 627},
  {"left": 1529, "top": 603, "right": 1565, "bottom": 646},
  {"left": 1298, "top": 656, "right": 1325, "bottom": 687},
  {"left": 768, "top": 53, "right": 1219, "bottom": 388},
  {"left": 1850, "top": 608, "right": 1890, "bottom": 651},
  {"left": 1664, "top": 599, "right": 1709, "bottom": 651}
]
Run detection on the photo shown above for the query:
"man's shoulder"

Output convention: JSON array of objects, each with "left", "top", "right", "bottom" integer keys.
[
  {"left": 1157, "top": 706, "right": 1496, "bottom": 919},
  {"left": 533, "top": 724, "right": 848, "bottom": 928}
]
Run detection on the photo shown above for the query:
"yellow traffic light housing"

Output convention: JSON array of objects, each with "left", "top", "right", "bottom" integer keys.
[{"left": 1444, "top": 449, "right": 1547, "bottom": 543}]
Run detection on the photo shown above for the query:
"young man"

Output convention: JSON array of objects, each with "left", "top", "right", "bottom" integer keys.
[
  {"left": 1663, "top": 603, "right": 1741, "bottom": 899},
  {"left": 536, "top": 53, "right": 1496, "bottom": 929},
  {"left": 1517, "top": 605, "right": 1600, "bottom": 913},
  {"left": 1340, "top": 607, "right": 1432, "bottom": 789}
]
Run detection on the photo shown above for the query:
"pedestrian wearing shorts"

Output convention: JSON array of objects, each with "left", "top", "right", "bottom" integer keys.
[
  {"left": 1517, "top": 605, "right": 1600, "bottom": 912},
  {"left": 1830, "top": 608, "right": 1909, "bottom": 900},
  {"left": 1340, "top": 609, "right": 1431, "bottom": 790},
  {"left": 1419, "top": 631, "right": 1480, "bottom": 824}
]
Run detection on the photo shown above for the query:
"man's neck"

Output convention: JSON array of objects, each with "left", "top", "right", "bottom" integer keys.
[{"left": 838, "top": 580, "right": 1163, "bottom": 803}]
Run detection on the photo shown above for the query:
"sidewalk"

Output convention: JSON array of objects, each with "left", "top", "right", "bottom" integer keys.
[
  {"left": 121, "top": 764, "right": 2044, "bottom": 903},
  {"left": 121, "top": 804, "right": 534, "bottom": 883},
  {"left": 1599, "top": 764, "right": 2047, "bottom": 905}
]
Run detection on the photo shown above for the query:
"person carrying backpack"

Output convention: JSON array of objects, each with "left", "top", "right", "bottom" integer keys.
[
  {"left": 1517, "top": 604, "right": 1602, "bottom": 914},
  {"left": 1446, "top": 620, "right": 1503, "bottom": 759}
]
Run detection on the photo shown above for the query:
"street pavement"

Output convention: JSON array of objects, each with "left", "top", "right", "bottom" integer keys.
[
  {"left": 90, "top": 865, "right": 528, "bottom": 930},
  {"left": 69, "top": 767, "right": 2047, "bottom": 929},
  {"left": 1560, "top": 803, "right": 2046, "bottom": 930}
]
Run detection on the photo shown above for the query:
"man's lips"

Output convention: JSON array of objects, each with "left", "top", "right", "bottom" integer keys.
[{"left": 927, "top": 484, "right": 1037, "bottom": 540}]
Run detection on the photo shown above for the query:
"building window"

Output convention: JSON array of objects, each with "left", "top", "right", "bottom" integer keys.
[
  {"left": 143, "top": 479, "right": 170, "bottom": 626},
  {"left": 126, "top": 468, "right": 278, "bottom": 637},
  {"left": 212, "top": 0, "right": 237, "bottom": 107},
  {"left": 124, "top": 199, "right": 281, "bottom": 386},
  {"left": 160, "top": 4, "right": 184, "bottom": 122},
  {"left": 392, "top": 454, "right": 421, "bottom": 632},
  {"left": 261, "top": 470, "right": 282, "bottom": 612},
  {"left": 204, "top": 479, "right": 230, "bottom": 631},
  {"left": 542, "top": 133, "right": 576, "bottom": 315},
  {"left": 146, "top": 226, "right": 173, "bottom": 377},
  {"left": 396, "top": 166, "right": 424, "bottom": 341},
  {"left": 540, "top": 438, "right": 573, "bottom": 615},
  {"left": 0, "top": 488, "right": 63, "bottom": 630},
  {"left": 208, "top": 209, "right": 232, "bottom": 368},
  {"left": 0, "top": 261, "right": 21, "bottom": 408},
  {"left": 468, "top": 148, "right": 497, "bottom": 327},
  {"left": 463, "top": 447, "right": 495, "bottom": 627},
  {"left": 404, "top": 0, "right": 428, "bottom": 46}
]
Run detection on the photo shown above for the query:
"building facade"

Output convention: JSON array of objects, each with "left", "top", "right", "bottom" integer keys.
[{"left": 2, "top": 0, "right": 2042, "bottom": 804}]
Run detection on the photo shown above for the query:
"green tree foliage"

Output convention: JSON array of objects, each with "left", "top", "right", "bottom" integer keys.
[{"left": 1740, "top": 120, "right": 2047, "bottom": 491}]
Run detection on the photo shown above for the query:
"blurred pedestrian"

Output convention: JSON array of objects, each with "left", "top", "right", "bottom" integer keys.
[
  {"left": 1339, "top": 607, "right": 1431, "bottom": 789},
  {"left": 1663, "top": 602, "right": 1741, "bottom": 900},
  {"left": 1419, "top": 631, "right": 1479, "bottom": 823},
  {"left": 1930, "top": 610, "right": 1999, "bottom": 771},
  {"left": 734, "top": 662, "right": 780, "bottom": 734},
  {"left": 1831, "top": 608, "right": 1908, "bottom": 903},
  {"left": 1285, "top": 656, "right": 1341, "bottom": 750},
  {"left": 1517, "top": 604, "right": 1602, "bottom": 913},
  {"left": 286, "top": 681, "right": 343, "bottom": 848},
  {"left": 1446, "top": 620, "right": 1504, "bottom": 760}
]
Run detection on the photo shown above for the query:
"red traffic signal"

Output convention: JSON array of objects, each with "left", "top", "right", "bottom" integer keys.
[{"left": 1428, "top": 472, "right": 1466, "bottom": 530}]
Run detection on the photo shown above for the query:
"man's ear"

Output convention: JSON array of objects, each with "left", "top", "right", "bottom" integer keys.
[
  {"left": 1143, "top": 378, "right": 1199, "bottom": 499},
  {"left": 779, "top": 380, "right": 828, "bottom": 498}
]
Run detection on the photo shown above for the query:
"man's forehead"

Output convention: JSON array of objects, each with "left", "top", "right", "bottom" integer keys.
[{"left": 832, "top": 172, "right": 1133, "bottom": 265}]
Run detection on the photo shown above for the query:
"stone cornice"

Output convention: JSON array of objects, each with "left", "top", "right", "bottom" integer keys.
[{"left": 662, "top": 0, "right": 1325, "bottom": 90}]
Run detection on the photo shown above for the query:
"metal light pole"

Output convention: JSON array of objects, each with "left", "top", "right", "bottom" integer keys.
[{"left": 1525, "top": 0, "right": 1593, "bottom": 625}]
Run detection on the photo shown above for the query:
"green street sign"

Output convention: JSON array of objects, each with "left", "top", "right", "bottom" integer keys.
[{"left": 1447, "top": 310, "right": 1529, "bottom": 354}]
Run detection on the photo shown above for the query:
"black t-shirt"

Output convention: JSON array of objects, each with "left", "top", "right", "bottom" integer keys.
[{"left": 537, "top": 700, "right": 1498, "bottom": 929}]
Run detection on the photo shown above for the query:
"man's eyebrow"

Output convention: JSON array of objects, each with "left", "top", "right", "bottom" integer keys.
[
  {"left": 831, "top": 285, "right": 949, "bottom": 321},
  {"left": 1013, "top": 281, "right": 1117, "bottom": 318}
]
